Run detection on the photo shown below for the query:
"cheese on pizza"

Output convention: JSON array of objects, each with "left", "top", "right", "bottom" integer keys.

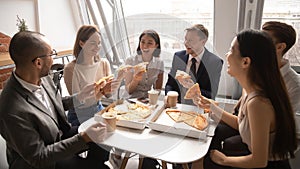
[{"left": 184, "top": 83, "right": 201, "bottom": 99}]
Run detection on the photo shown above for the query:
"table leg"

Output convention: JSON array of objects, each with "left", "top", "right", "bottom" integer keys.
[
  {"left": 182, "top": 163, "right": 190, "bottom": 169},
  {"left": 120, "top": 152, "right": 131, "bottom": 169},
  {"left": 138, "top": 156, "right": 144, "bottom": 169},
  {"left": 161, "top": 161, "right": 167, "bottom": 169}
]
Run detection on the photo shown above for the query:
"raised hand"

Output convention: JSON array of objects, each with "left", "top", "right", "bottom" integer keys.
[{"left": 82, "top": 122, "right": 107, "bottom": 143}]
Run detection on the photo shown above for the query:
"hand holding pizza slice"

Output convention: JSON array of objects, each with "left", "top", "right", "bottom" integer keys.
[
  {"left": 116, "top": 65, "right": 133, "bottom": 80},
  {"left": 134, "top": 62, "right": 148, "bottom": 74},
  {"left": 95, "top": 75, "right": 114, "bottom": 99},
  {"left": 175, "top": 70, "right": 194, "bottom": 88}
]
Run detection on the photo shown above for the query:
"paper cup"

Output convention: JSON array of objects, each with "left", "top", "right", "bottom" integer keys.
[
  {"left": 148, "top": 90, "right": 159, "bottom": 105},
  {"left": 167, "top": 91, "right": 178, "bottom": 108},
  {"left": 101, "top": 113, "right": 117, "bottom": 132}
]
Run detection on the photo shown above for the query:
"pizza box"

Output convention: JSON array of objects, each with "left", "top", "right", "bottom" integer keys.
[
  {"left": 94, "top": 99, "right": 164, "bottom": 130},
  {"left": 148, "top": 104, "right": 211, "bottom": 140}
]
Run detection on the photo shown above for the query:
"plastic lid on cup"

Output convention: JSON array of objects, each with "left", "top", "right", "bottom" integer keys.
[{"left": 167, "top": 91, "right": 179, "bottom": 96}]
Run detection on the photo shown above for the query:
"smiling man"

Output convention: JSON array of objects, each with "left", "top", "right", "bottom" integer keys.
[{"left": 165, "top": 24, "right": 223, "bottom": 105}]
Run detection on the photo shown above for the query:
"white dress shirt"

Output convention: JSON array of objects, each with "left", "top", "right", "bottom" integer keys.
[
  {"left": 280, "top": 59, "right": 300, "bottom": 137},
  {"left": 185, "top": 48, "right": 204, "bottom": 74}
]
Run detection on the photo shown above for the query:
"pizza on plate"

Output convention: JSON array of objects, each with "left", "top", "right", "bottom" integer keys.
[
  {"left": 98, "top": 102, "right": 151, "bottom": 121},
  {"left": 165, "top": 109, "right": 181, "bottom": 122},
  {"left": 165, "top": 109, "right": 208, "bottom": 130},
  {"left": 184, "top": 83, "right": 201, "bottom": 99}
]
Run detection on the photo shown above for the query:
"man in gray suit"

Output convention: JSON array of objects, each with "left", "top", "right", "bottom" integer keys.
[
  {"left": 0, "top": 31, "right": 109, "bottom": 169},
  {"left": 165, "top": 24, "right": 223, "bottom": 104}
]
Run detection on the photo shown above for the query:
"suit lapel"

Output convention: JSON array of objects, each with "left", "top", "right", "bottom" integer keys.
[
  {"left": 179, "top": 53, "right": 189, "bottom": 71},
  {"left": 42, "top": 78, "right": 71, "bottom": 133},
  {"left": 10, "top": 74, "right": 52, "bottom": 116},
  {"left": 10, "top": 74, "right": 61, "bottom": 127}
]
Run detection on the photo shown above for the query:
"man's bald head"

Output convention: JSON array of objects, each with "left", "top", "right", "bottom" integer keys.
[{"left": 9, "top": 31, "right": 50, "bottom": 67}]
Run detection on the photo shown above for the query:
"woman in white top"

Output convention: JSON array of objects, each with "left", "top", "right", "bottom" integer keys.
[
  {"left": 192, "top": 29, "right": 297, "bottom": 169},
  {"left": 124, "top": 29, "right": 164, "bottom": 99},
  {"left": 64, "top": 25, "right": 113, "bottom": 126}
]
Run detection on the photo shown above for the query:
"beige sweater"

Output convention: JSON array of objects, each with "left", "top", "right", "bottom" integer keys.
[{"left": 64, "top": 58, "right": 111, "bottom": 106}]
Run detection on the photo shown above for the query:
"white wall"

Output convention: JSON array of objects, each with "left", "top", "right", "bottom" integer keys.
[
  {"left": 214, "top": 0, "right": 238, "bottom": 98},
  {"left": 0, "top": 0, "right": 78, "bottom": 51}
]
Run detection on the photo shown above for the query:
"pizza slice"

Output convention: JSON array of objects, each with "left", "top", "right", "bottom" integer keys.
[
  {"left": 175, "top": 70, "right": 191, "bottom": 80},
  {"left": 96, "top": 74, "right": 114, "bottom": 85},
  {"left": 192, "top": 114, "right": 208, "bottom": 130},
  {"left": 166, "top": 109, "right": 182, "bottom": 122},
  {"left": 118, "top": 64, "right": 133, "bottom": 71},
  {"left": 183, "top": 116, "right": 196, "bottom": 126},
  {"left": 117, "top": 113, "right": 142, "bottom": 121},
  {"left": 184, "top": 83, "right": 201, "bottom": 99},
  {"left": 178, "top": 112, "right": 196, "bottom": 122},
  {"left": 135, "top": 109, "right": 151, "bottom": 119},
  {"left": 116, "top": 65, "right": 133, "bottom": 80},
  {"left": 134, "top": 62, "right": 149, "bottom": 73}
]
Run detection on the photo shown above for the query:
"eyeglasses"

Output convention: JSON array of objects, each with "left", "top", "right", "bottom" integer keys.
[{"left": 32, "top": 49, "right": 57, "bottom": 62}]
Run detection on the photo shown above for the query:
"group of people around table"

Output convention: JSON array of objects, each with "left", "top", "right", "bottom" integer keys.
[{"left": 0, "top": 20, "right": 299, "bottom": 169}]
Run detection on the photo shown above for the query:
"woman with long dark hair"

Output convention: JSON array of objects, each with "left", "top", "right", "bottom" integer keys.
[{"left": 192, "top": 29, "right": 297, "bottom": 169}]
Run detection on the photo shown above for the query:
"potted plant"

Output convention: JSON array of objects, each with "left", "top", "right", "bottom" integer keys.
[{"left": 16, "top": 15, "right": 28, "bottom": 32}]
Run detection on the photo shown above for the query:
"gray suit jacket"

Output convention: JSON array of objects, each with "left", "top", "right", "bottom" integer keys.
[
  {"left": 165, "top": 49, "right": 223, "bottom": 104},
  {"left": 0, "top": 74, "right": 88, "bottom": 169}
]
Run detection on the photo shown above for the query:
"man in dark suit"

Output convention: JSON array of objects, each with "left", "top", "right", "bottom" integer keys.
[
  {"left": 0, "top": 31, "right": 109, "bottom": 169},
  {"left": 165, "top": 24, "right": 223, "bottom": 104}
]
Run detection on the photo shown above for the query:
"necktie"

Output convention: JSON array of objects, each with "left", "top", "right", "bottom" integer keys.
[{"left": 190, "top": 58, "right": 197, "bottom": 77}]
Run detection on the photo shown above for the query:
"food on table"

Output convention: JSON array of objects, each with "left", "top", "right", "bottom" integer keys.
[
  {"left": 100, "top": 103, "right": 151, "bottom": 121},
  {"left": 166, "top": 109, "right": 208, "bottom": 130}
]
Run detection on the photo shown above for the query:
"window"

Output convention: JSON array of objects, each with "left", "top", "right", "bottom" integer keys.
[
  {"left": 121, "top": 0, "right": 214, "bottom": 71},
  {"left": 78, "top": 0, "right": 214, "bottom": 71},
  {"left": 262, "top": 0, "right": 300, "bottom": 66}
]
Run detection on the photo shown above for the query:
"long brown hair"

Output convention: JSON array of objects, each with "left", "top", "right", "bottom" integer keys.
[
  {"left": 73, "top": 25, "right": 100, "bottom": 62},
  {"left": 237, "top": 29, "right": 297, "bottom": 159}
]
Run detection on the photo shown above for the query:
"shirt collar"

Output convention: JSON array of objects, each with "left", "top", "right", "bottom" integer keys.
[
  {"left": 188, "top": 48, "right": 205, "bottom": 63},
  {"left": 13, "top": 71, "right": 41, "bottom": 93},
  {"left": 280, "top": 59, "right": 290, "bottom": 76}
]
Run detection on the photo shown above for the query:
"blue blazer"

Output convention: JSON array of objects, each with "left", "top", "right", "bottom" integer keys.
[{"left": 165, "top": 49, "right": 223, "bottom": 104}]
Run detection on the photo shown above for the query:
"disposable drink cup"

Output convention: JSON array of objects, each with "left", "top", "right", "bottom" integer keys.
[
  {"left": 148, "top": 90, "right": 159, "bottom": 105},
  {"left": 167, "top": 91, "right": 178, "bottom": 108},
  {"left": 101, "top": 113, "right": 117, "bottom": 132}
]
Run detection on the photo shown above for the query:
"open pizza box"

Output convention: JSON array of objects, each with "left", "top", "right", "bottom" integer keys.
[
  {"left": 94, "top": 99, "right": 165, "bottom": 130},
  {"left": 148, "top": 104, "right": 212, "bottom": 140}
]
